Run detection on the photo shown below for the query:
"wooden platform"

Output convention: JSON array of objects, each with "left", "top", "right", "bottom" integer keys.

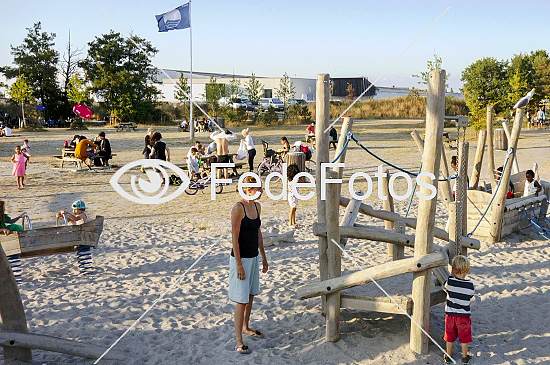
[{"left": 0, "top": 217, "right": 104, "bottom": 259}]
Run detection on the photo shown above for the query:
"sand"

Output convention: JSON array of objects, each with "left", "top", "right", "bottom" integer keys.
[{"left": 1, "top": 120, "right": 549, "bottom": 364}]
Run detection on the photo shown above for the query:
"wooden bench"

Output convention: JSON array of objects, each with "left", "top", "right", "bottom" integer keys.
[
  {"left": 53, "top": 152, "right": 117, "bottom": 169},
  {"left": 115, "top": 122, "right": 137, "bottom": 132}
]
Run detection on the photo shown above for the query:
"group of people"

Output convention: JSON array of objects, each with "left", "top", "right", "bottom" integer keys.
[
  {"left": 68, "top": 132, "right": 112, "bottom": 169},
  {"left": 179, "top": 119, "right": 215, "bottom": 133},
  {"left": 527, "top": 108, "right": 547, "bottom": 128}
]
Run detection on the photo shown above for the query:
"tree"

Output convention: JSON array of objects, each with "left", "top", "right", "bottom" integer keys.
[
  {"left": 461, "top": 57, "right": 509, "bottom": 129},
  {"left": 174, "top": 73, "right": 191, "bottom": 119},
  {"left": 245, "top": 73, "right": 262, "bottom": 103},
  {"left": 228, "top": 74, "right": 242, "bottom": 101},
  {"left": 412, "top": 53, "right": 450, "bottom": 90},
  {"left": 204, "top": 76, "right": 225, "bottom": 116},
  {"left": 506, "top": 53, "right": 534, "bottom": 111},
  {"left": 346, "top": 82, "right": 355, "bottom": 100},
  {"left": 67, "top": 74, "right": 89, "bottom": 104},
  {"left": 275, "top": 72, "right": 295, "bottom": 120},
  {"left": 3, "top": 22, "right": 67, "bottom": 121},
  {"left": 9, "top": 76, "right": 33, "bottom": 127},
  {"left": 80, "top": 32, "right": 160, "bottom": 122},
  {"left": 531, "top": 50, "right": 550, "bottom": 104},
  {"left": 60, "top": 31, "right": 83, "bottom": 92}
]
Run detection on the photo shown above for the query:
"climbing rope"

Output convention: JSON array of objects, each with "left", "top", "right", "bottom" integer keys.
[
  {"left": 468, "top": 148, "right": 513, "bottom": 237},
  {"left": 331, "top": 133, "right": 352, "bottom": 163},
  {"left": 517, "top": 207, "right": 550, "bottom": 240},
  {"left": 348, "top": 133, "right": 457, "bottom": 181},
  {"left": 404, "top": 162, "right": 423, "bottom": 218}
]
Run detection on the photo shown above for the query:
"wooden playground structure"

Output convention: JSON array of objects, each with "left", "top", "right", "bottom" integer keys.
[
  {"left": 0, "top": 216, "right": 126, "bottom": 363},
  {"left": 296, "top": 70, "right": 545, "bottom": 355}
]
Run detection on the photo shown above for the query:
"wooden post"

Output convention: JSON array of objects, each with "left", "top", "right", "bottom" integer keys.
[
  {"left": 410, "top": 70, "right": 445, "bottom": 354},
  {"left": 486, "top": 106, "right": 497, "bottom": 190},
  {"left": 334, "top": 116, "right": 354, "bottom": 179},
  {"left": 0, "top": 245, "right": 33, "bottom": 363},
  {"left": 339, "top": 193, "right": 362, "bottom": 247},
  {"left": 457, "top": 142, "right": 469, "bottom": 256},
  {"left": 393, "top": 221, "right": 406, "bottom": 260},
  {"left": 411, "top": 130, "right": 452, "bottom": 209},
  {"left": 533, "top": 162, "right": 539, "bottom": 181},
  {"left": 316, "top": 73, "right": 331, "bottom": 312},
  {"left": 471, "top": 130, "right": 486, "bottom": 189},
  {"left": 380, "top": 168, "right": 397, "bottom": 258},
  {"left": 502, "top": 121, "right": 520, "bottom": 173},
  {"left": 325, "top": 170, "right": 341, "bottom": 342},
  {"left": 489, "top": 108, "right": 525, "bottom": 242}
]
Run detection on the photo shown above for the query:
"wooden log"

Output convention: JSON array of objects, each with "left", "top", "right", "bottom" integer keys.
[
  {"left": 313, "top": 223, "right": 415, "bottom": 246},
  {"left": 0, "top": 331, "right": 126, "bottom": 360},
  {"left": 411, "top": 69, "right": 445, "bottom": 355},
  {"left": 489, "top": 108, "right": 525, "bottom": 242},
  {"left": 410, "top": 130, "right": 452, "bottom": 208},
  {"left": 0, "top": 245, "right": 32, "bottom": 362},
  {"left": 339, "top": 197, "right": 481, "bottom": 250},
  {"left": 325, "top": 170, "right": 341, "bottom": 342},
  {"left": 504, "top": 194, "right": 547, "bottom": 211},
  {"left": 339, "top": 193, "right": 362, "bottom": 247},
  {"left": 470, "top": 130, "right": 486, "bottom": 189},
  {"left": 393, "top": 221, "right": 406, "bottom": 260},
  {"left": 340, "top": 294, "right": 412, "bottom": 315},
  {"left": 494, "top": 128, "right": 508, "bottom": 151},
  {"left": 285, "top": 152, "right": 306, "bottom": 172},
  {"left": 486, "top": 106, "right": 497, "bottom": 190},
  {"left": 380, "top": 168, "right": 397, "bottom": 258},
  {"left": 316, "top": 73, "right": 331, "bottom": 312},
  {"left": 296, "top": 251, "right": 447, "bottom": 299},
  {"left": 334, "top": 116, "right": 354, "bottom": 179},
  {"left": 502, "top": 121, "right": 519, "bottom": 173}
]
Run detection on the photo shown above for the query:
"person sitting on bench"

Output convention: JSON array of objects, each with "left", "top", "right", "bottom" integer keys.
[
  {"left": 74, "top": 136, "right": 97, "bottom": 170},
  {"left": 96, "top": 131, "right": 112, "bottom": 166},
  {"left": 523, "top": 169, "right": 542, "bottom": 197}
]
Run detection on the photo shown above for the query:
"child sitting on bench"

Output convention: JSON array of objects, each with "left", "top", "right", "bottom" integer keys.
[{"left": 523, "top": 170, "right": 542, "bottom": 197}]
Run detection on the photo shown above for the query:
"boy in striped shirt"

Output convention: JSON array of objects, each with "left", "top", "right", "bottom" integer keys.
[{"left": 443, "top": 255, "right": 475, "bottom": 364}]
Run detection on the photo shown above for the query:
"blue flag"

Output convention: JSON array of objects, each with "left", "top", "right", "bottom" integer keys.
[{"left": 156, "top": 4, "right": 190, "bottom": 32}]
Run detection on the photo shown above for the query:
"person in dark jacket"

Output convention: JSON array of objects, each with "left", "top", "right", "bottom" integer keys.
[{"left": 96, "top": 132, "right": 112, "bottom": 166}]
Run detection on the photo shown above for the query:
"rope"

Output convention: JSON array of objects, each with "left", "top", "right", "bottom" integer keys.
[
  {"left": 405, "top": 162, "right": 422, "bottom": 218},
  {"left": 468, "top": 149, "right": 513, "bottom": 237},
  {"left": 331, "top": 239, "right": 456, "bottom": 364},
  {"left": 517, "top": 208, "right": 550, "bottom": 240},
  {"left": 94, "top": 239, "right": 220, "bottom": 364},
  {"left": 349, "top": 133, "right": 456, "bottom": 181},
  {"left": 331, "top": 134, "right": 352, "bottom": 163}
]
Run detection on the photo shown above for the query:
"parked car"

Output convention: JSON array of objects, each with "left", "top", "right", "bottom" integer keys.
[
  {"left": 259, "top": 98, "right": 284, "bottom": 111},
  {"left": 288, "top": 98, "right": 307, "bottom": 106},
  {"left": 219, "top": 97, "right": 250, "bottom": 110},
  {"left": 247, "top": 101, "right": 259, "bottom": 111}
]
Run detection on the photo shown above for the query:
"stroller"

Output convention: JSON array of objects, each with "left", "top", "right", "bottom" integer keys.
[{"left": 262, "top": 140, "right": 277, "bottom": 163}]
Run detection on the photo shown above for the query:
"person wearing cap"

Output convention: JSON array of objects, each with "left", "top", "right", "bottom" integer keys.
[
  {"left": 96, "top": 131, "right": 112, "bottom": 166},
  {"left": 241, "top": 128, "right": 256, "bottom": 172},
  {"left": 56, "top": 200, "right": 89, "bottom": 226}
]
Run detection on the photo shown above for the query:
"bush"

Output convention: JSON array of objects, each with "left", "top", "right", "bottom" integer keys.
[{"left": 257, "top": 106, "right": 279, "bottom": 125}]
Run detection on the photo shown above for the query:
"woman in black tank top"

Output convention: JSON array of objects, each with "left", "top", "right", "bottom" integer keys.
[{"left": 229, "top": 176, "right": 268, "bottom": 354}]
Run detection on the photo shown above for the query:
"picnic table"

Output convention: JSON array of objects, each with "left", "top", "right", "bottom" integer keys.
[
  {"left": 53, "top": 148, "right": 116, "bottom": 169},
  {"left": 115, "top": 122, "right": 137, "bottom": 132}
]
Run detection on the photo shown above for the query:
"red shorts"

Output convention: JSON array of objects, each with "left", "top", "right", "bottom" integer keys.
[{"left": 444, "top": 315, "right": 472, "bottom": 343}]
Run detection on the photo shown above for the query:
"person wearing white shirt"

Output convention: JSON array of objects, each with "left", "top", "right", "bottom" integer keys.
[
  {"left": 1, "top": 126, "right": 12, "bottom": 137},
  {"left": 241, "top": 128, "right": 256, "bottom": 172}
]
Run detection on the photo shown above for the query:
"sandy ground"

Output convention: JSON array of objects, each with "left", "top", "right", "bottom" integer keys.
[{"left": 1, "top": 120, "right": 549, "bottom": 364}]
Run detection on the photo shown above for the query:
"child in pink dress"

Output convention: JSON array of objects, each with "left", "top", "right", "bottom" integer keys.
[{"left": 11, "top": 146, "right": 28, "bottom": 190}]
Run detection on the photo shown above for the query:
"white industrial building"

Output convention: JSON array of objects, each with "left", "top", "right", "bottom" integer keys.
[{"left": 155, "top": 69, "right": 316, "bottom": 104}]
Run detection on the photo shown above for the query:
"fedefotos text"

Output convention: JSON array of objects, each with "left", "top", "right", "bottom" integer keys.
[{"left": 211, "top": 163, "right": 438, "bottom": 201}]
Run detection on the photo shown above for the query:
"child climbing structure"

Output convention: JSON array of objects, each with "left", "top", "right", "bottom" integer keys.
[{"left": 296, "top": 70, "right": 482, "bottom": 355}]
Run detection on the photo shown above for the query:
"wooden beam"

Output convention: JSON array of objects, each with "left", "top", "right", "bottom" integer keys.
[
  {"left": 340, "top": 294, "right": 412, "bottom": 315},
  {"left": 0, "top": 245, "right": 32, "bottom": 362},
  {"left": 393, "top": 221, "right": 406, "bottom": 260},
  {"left": 325, "top": 170, "right": 341, "bottom": 342},
  {"left": 316, "top": 73, "right": 331, "bottom": 313},
  {"left": 380, "top": 168, "right": 397, "bottom": 258},
  {"left": 486, "top": 106, "right": 497, "bottom": 190},
  {"left": 0, "top": 331, "right": 126, "bottom": 361},
  {"left": 339, "top": 197, "right": 481, "bottom": 250},
  {"left": 334, "top": 116, "right": 353, "bottom": 179},
  {"left": 502, "top": 121, "right": 520, "bottom": 173},
  {"left": 489, "top": 108, "right": 525, "bottom": 242},
  {"left": 296, "top": 252, "right": 447, "bottom": 299},
  {"left": 313, "top": 223, "right": 415, "bottom": 246},
  {"left": 339, "top": 194, "right": 361, "bottom": 247},
  {"left": 470, "top": 130, "right": 486, "bottom": 189},
  {"left": 410, "top": 69, "right": 445, "bottom": 355}
]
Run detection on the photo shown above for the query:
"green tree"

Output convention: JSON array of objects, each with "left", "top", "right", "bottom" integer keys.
[
  {"left": 245, "top": 73, "right": 262, "bottom": 103},
  {"left": 531, "top": 50, "right": 550, "bottom": 104},
  {"left": 174, "top": 73, "right": 191, "bottom": 119},
  {"left": 9, "top": 76, "right": 33, "bottom": 127},
  {"left": 204, "top": 76, "right": 225, "bottom": 116},
  {"left": 412, "top": 53, "right": 450, "bottom": 90},
  {"left": 3, "top": 22, "right": 68, "bottom": 121},
  {"left": 228, "top": 74, "right": 242, "bottom": 101},
  {"left": 80, "top": 32, "right": 160, "bottom": 122},
  {"left": 275, "top": 72, "right": 295, "bottom": 120},
  {"left": 506, "top": 53, "right": 534, "bottom": 111},
  {"left": 67, "top": 74, "right": 89, "bottom": 104},
  {"left": 461, "top": 57, "right": 509, "bottom": 129}
]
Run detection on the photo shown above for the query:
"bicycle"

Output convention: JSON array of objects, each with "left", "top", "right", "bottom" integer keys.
[
  {"left": 257, "top": 140, "right": 284, "bottom": 176},
  {"left": 184, "top": 173, "right": 223, "bottom": 195}
]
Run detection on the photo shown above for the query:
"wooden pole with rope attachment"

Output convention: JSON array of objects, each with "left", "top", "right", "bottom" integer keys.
[
  {"left": 410, "top": 69, "right": 445, "bottom": 354},
  {"left": 486, "top": 106, "right": 497, "bottom": 190}
]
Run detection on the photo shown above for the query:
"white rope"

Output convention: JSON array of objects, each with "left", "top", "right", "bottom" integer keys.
[
  {"left": 97, "top": 7, "right": 224, "bottom": 132},
  {"left": 331, "top": 239, "right": 456, "bottom": 364},
  {"left": 324, "top": 7, "right": 451, "bottom": 134},
  {"left": 93, "top": 239, "right": 220, "bottom": 363}
]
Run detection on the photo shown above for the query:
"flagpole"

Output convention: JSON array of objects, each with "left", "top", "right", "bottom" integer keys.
[{"left": 189, "top": 0, "right": 194, "bottom": 140}]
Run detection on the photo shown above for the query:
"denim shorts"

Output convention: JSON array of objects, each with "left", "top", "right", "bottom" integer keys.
[{"left": 228, "top": 255, "right": 260, "bottom": 304}]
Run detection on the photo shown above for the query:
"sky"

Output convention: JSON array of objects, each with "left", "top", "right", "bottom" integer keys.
[{"left": 1, "top": 0, "right": 549, "bottom": 92}]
